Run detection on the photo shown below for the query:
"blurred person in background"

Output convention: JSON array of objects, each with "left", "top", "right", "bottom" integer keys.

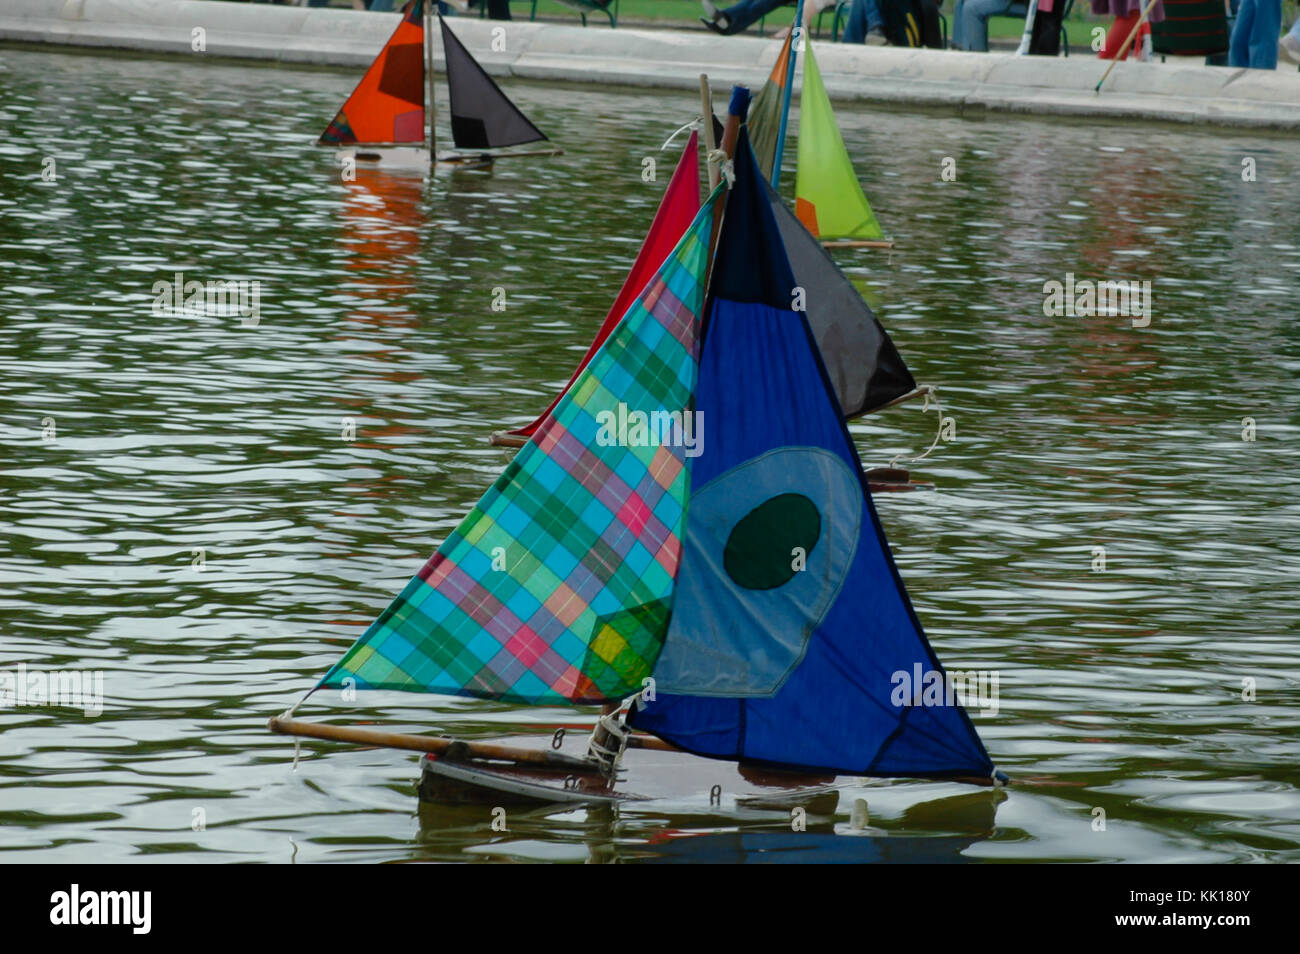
[
  {"left": 1228, "top": 0, "right": 1282, "bottom": 67},
  {"left": 836, "top": 0, "right": 890, "bottom": 43},
  {"left": 1094, "top": 0, "right": 1165, "bottom": 59},
  {"left": 772, "top": 0, "right": 844, "bottom": 39},
  {"left": 699, "top": 0, "right": 792, "bottom": 34},
  {"left": 1281, "top": 13, "right": 1300, "bottom": 63},
  {"left": 951, "top": 0, "right": 1016, "bottom": 51}
]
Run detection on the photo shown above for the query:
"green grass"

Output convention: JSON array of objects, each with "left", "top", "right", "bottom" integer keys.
[
  {"left": 595, "top": 0, "right": 706, "bottom": 20},
  {"left": 527, "top": 0, "right": 1093, "bottom": 41}
]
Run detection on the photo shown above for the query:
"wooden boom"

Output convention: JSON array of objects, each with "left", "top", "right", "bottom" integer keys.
[
  {"left": 268, "top": 715, "right": 680, "bottom": 767},
  {"left": 268, "top": 715, "right": 597, "bottom": 771}
]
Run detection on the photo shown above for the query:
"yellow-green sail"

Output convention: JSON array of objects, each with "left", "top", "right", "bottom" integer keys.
[{"left": 794, "top": 44, "right": 885, "bottom": 242}]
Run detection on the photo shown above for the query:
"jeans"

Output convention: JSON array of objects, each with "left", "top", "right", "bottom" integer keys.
[
  {"left": 1229, "top": 0, "right": 1281, "bottom": 68},
  {"left": 953, "top": 0, "right": 1016, "bottom": 51},
  {"left": 841, "top": 0, "right": 884, "bottom": 41},
  {"left": 717, "top": 0, "right": 793, "bottom": 34}
]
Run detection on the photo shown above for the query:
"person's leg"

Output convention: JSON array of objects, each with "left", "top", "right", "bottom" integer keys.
[
  {"left": 842, "top": 0, "right": 885, "bottom": 40},
  {"left": 1229, "top": 0, "right": 1256, "bottom": 65},
  {"left": 1281, "top": 13, "right": 1300, "bottom": 63},
  {"left": 842, "top": 0, "right": 870, "bottom": 42},
  {"left": 1244, "top": 0, "right": 1281, "bottom": 67},
  {"left": 959, "top": 0, "right": 1012, "bottom": 52},
  {"left": 717, "top": 0, "right": 761, "bottom": 20},
  {"left": 863, "top": 0, "right": 884, "bottom": 32},
  {"left": 706, "top": 0, "right": 789, "bottom": 34},
  {"left": 952, "top": 0, "right": 968, "bottom": 48}
]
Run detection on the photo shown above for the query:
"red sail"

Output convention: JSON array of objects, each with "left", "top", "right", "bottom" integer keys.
[
  {"left": 319, "top": 1, "right": 426, "bottom": 146},
  {"left": 507, "top": 131, "right": 701, "bottom": 439}
]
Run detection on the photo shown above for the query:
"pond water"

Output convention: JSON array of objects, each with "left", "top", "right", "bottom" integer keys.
[{"left": 1, "top": 45, "right": 1298, "bottom": 863}]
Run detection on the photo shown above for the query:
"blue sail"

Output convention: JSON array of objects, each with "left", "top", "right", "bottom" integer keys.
[{"left": 629, "top": 127, "right": 996, "bottom": 781}]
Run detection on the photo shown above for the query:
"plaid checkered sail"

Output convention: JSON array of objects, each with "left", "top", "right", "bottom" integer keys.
[{"left": 320, "top": 192, "right": 720, "bottom": 705}]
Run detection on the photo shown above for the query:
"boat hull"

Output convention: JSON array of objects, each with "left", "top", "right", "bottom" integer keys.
[
  {"left": 330, "top": 145, "right": 495, "bottom": 172},
  {"left": 416, "top": 732, "right": 843, "bottom": 815}
]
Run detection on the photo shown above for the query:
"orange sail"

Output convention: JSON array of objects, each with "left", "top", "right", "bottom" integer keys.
[{"left": 319, "top": 0, "right": 426, "bottom": 146}]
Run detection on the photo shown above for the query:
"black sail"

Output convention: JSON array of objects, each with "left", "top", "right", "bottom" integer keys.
[
  {"left": 766, "top": 181, "right": 916, "bottom": 418},
  {"left": 440, "top": 18, "right": 548, "bottom": 150}
]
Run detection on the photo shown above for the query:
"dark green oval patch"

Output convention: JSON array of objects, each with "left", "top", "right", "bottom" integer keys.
[{"left": 723, "top": 493, "right": 821, "bottom": 590}]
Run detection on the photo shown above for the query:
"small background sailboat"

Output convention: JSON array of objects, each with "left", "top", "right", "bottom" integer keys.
[
  {"left": 749, "top": 14, "right": 894, "bottom": 249},
  {"left": 271, "top": 102, "right": 1004, "bottom": 812},
  {"left": 318, "top": 0, "right": 559, "bottom": 172}
]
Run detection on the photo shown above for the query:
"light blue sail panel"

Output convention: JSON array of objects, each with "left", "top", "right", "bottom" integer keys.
[
  {"left": 629, "top": 128, "right": 995, "bottom": 780},
  {"left": 651, "top": 443, "right": 861, "bottom": 696}
]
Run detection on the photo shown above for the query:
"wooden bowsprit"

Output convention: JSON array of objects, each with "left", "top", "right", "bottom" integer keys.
[{"left": 267, "top": 715, "right": 598, "bottom": 772}]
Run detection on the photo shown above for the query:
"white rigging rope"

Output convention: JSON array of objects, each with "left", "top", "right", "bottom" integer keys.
[
  {"left": 889, "top": 385, "right": 946, "bottom": 470},
  {"left": 660, "top": 117, "right": 702, "bottom": 151}
]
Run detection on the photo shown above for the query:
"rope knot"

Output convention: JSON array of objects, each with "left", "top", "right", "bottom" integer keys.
[{"left": 706, "top": 151, "right": 735, "bottom": 187}]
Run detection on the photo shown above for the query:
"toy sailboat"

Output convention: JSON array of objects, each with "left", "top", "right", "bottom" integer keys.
[
  {"left": 317, "top": 0, "right": 558, "bottom": 172},
  {"left": 271, "top": 107, "right": 1003, "bottom": 809},
  {"left": 750, "top": 26, "right": 893, "bottom": 249}
]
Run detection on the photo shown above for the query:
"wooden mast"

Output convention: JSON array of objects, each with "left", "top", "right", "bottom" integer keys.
[
  {"left": 704, "top": 85, "right": 744, "bottom": 282},
  {"left": 700, "top": 74, "right": 719, "bottom": 193}
]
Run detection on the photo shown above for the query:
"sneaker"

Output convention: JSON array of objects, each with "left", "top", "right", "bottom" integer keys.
[
  {"left": 865, "top": 29, "right": 888, "bottom": 46},
  {"left": 700, "top": 14, "right": 731, "bottom": 33},
  {"left": 1280, "top": 34, "right": 1300, "bottom": 65},
  {"left": 701, "top": 0, "right": 721, "bottom": 21}
]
